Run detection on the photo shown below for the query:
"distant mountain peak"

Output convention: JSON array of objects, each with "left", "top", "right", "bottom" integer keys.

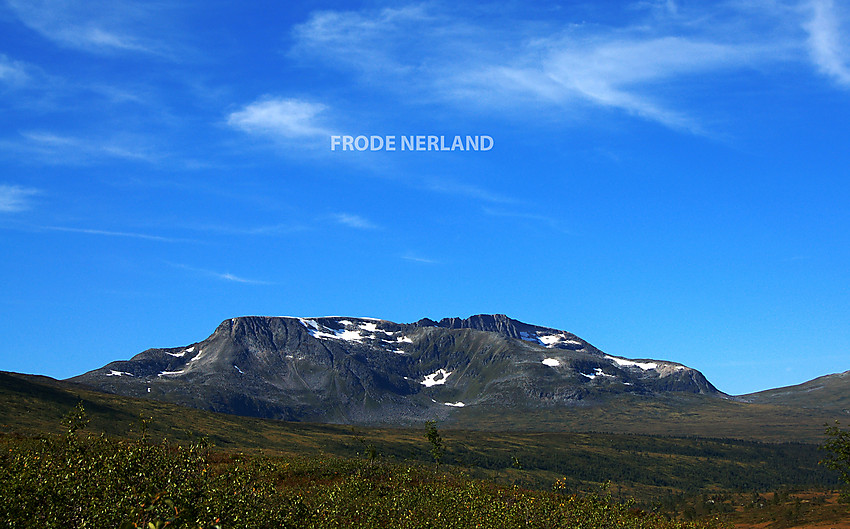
[{"left": 70, "top": 313, "right": 721, "bottom": 426}]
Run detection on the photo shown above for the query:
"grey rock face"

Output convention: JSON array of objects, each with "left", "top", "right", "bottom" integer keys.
[{"left": 70, "top": 314, "right": 722, "bottom": 425}]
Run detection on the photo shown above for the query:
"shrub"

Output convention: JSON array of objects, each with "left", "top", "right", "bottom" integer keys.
[{"left": 821, "top": 422, "right": 850, "bottom": 501}]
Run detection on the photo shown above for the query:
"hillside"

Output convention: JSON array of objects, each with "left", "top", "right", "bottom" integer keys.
[
  {"left": 741, "top": 371, "right": 850, "bottom": 412},
  {"left": 0, "top": 370, "right": 839, "bottom": 500}
]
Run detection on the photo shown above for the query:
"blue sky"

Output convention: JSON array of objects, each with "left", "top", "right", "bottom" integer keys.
[{"left": 1, "top": 0, "right": 849, "bottom": 395}]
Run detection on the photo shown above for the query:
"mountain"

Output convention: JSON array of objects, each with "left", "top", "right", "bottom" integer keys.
[
  {"left": 69, "top": 314, "right": 722, "bottom": 426},
  {"left": 740, "top": 370, "right": 850, "bottom": 412}
]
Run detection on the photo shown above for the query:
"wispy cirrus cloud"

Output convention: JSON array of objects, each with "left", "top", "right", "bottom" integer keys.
[
  {"left": 168, "top": 262, "right": 273, "bottom": 285},
  {"left": 332, "top": 213, "right": 379, "bottom": 230},
  {"left": 290, "top": 5, "right": 440, "bottom": 79},
  {"left": 289, "top": 2, "right": 812, "bottom": 133},
  {"left": 227, "top": 97, "right": 332, "bottom": 140},
  {"left": 0, "top": 184, "right": 39, "bottom": 212},
  {"left": 2, "top": 131, "right": 157, "bottom": 164},
  {"left": 805, "top": 0, "right": 850, "bottom": 87},
  {"left": 400, "top": 252, "right": 438, "bottom": 264},
  {"left": 482, "top": 206, "right": 562, "bottom": 229},
  {"left": 41, "top": 225, "right": 192, "bottom": 243},
  {"left": 179, "top": 222, "right": 310, "bottom": 237},
  {"left": 5, "top": 0, "right": 170, "bottom": 55},
  {"left": 478, "top": 36, "right": 760, "bottom": 133},
  {"left": 424, "top": 179, "right": 516, "bottom": 205},
  {"left": 0, "top": 54, "right": 30, "bottom": 86}
]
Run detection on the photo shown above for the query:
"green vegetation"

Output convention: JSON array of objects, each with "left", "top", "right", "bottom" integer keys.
[
  {"left": 0, "top": 372, "right": 840, "bottom": 503},
  {"left": 653, "top": 488, "right": 850, "bottom": 528},
  {"left": 424, "top": 420, "right": 444, "bottom": 465},
  {"left": 1, "top": 383, "right": 848, "bottom": 527},
  {"left": 822, "top": 421, "right": 850, "bottom": 501},
  {"left": 1, "top": 411, "right": 724, "bottom": 529},
  {"left": 1, "top": 429, "right": 290, "bottom": 527}
]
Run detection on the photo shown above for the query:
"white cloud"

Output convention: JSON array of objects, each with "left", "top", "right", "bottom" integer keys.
[
  {"left": 482, "top": 206, "right": 561, "bottom": 229},
  {"left": 169, "top": 263, "right": 273, "bottom": 285},
  {"left": 0, "top": 54, "right": 29, "bottom": 86},
  {"left": 290, "top": 3, "right": 795, "bottom": 133},
  {"left": 332, "top": 213, "right": 379, "bottom": 230},
  {"left": 227, "top": 98, "right": 331, "bottom": 140},
  {"left": 291, "top": 5, "right": 435, "bottom": 77},
  {"left": 805, "top": 0, "right": 850, "bottom": 86},
  {"left": 215, "top": 272, "right": 268, "bottom": 284},
  {"left": 0, "top": 184, "right": 38, "bottom": 212},
  {"left": 425, "top": 179, "right": 516, "bottom": 205},
  {"left": 7, "top": 131, "right": 157, "bottom": 164},
  {"left": 42, "top": 226, "right": 189, "bottom": 243},
  {"left": 181, "top": 222, "right": 310, "bottom": 236},
  {"left": 519, "top": 35, "right": 755, "bottom": 132},
  {"left": 401, "top": 252, "right": 438, "bottom": 264},
  {"left": 5, "top": 0, "right": 166, "bottom": 55}
]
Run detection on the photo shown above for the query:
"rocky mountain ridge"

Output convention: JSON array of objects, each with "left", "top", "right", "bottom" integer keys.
[{"left": 70, "top": 314, "right": 721, "bottom": 426}]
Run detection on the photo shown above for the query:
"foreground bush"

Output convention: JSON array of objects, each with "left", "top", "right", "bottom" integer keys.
[{"left": 0, "top": 431, "right": 721, "bottom": 529}]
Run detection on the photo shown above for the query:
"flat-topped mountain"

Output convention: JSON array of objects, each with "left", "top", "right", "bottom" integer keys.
[{"left": 70, "top": 314, "right": 721, "bottom": 425}]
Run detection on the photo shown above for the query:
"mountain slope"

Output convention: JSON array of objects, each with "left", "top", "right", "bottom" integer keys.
[
  {"left": 69, "top": 314, "right": 722, "bottom": 426},
  {"left": 740, "top": 370, "right": 850, "bottom": 412}
]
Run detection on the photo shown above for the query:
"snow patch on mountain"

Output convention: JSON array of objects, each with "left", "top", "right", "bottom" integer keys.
[
  {"left": 538, "top": 334, "right": 583, "bottom": 347},
  {"left": 299, "top": 319, "right": 320, "bottom": 330},
  {"left": 300, "top": 317, "right": 416, "bottom": 347},
  {"left": 301, "top": 320, "right": 364, "bottom": 342},
  {"left": 542, "top": 358, "right": 560, "bottom": 367},
  {"left": 421, "top": 369, "right": 452, "bottom": 387},
  {"left": 581, "top": 368, "right": 616, "bottom": 380},
  {"left": 606, "top": 355, "right": 658, "bottom": 370},
  {"left": 520, "top": 331, "right": 543, "bottom": 344},
  {"left": 334, "top": 329, "right": 364, "bottom": 341},
  {"left": 360, "top": 321, "right": 379, "bottom": 333}
]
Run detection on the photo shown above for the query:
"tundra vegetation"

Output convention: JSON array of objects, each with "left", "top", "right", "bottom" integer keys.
[
  {"left": 1, "top": 400, "right": 847, "bottom": 528},
  {"left": 0, "top": 405, "right": 724, "bottom": 529}
]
